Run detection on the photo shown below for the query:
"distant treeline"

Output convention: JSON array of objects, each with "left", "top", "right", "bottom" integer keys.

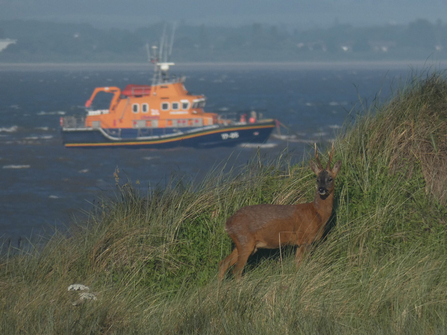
[{"left": 0, "top": 19, "right": 446, "bottom": 62}]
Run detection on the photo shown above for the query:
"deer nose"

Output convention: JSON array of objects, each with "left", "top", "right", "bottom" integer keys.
[{"left": 318, "top": 187, "right": 327, "bottom": 195}]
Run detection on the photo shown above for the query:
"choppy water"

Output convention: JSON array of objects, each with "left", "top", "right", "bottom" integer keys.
[{"left": 0, "top": 65, "right": 408, "bottom": 245}]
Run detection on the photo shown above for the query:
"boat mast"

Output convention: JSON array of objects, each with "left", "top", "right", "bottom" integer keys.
[{"left": 150, "top": 24, "right": 176, "bottom": 89}]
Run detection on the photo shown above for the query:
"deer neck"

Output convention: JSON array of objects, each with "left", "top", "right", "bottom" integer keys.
[{"left": 313, "top": 190, "right": 334, "bottom": 222}]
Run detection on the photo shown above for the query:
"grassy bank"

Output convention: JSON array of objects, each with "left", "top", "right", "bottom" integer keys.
[{"left": 1, "top": 73, "right": 447, "bottom": 334}]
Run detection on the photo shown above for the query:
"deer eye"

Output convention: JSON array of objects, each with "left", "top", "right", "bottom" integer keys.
[{"left": 328, "top": 177, "right": 333, "bottom": 182}]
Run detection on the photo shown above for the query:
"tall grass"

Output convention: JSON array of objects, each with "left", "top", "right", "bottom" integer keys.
[{"left": 1, "top": 73, "right": 447, "bottom": 334}]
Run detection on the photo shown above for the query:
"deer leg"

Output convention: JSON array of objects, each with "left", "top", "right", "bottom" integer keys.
[
  {"left": 232, "top": 239, "right": 255, "bottom": 280},
  {"left": 295, "top": 243, "right": 309, "bottom": 266},
  {"left": 232, "top": 250, "right": 251, "bottom": 280},
  {"left": 218, "top": 248, "right": 239, "bottom": 281}
]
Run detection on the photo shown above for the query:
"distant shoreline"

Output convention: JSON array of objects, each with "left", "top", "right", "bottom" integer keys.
[{"left": 1, "top": 60, "right": 447, "bottom": 71}]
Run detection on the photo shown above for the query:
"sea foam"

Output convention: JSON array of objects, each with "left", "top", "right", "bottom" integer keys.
[
  {"left": 239, "top": 143, "right": 278, "bottom": 149},
  {"left": 3, "top": 165, "right": 31, "bottom": 169},
  {"left": 0, "top": 126, "right": 18, "bottom": 133},
  {"left": 37, "top": 111, "right": 66, "bottom": 116}
]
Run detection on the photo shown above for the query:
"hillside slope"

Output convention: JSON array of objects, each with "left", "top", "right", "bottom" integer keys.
[{"left": 1, "top": 73, "right": 447, "bottom": 334}]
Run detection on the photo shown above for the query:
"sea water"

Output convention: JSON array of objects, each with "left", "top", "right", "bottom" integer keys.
[{"left": 0, "top": 64, "right": 409, "bottom": 245}]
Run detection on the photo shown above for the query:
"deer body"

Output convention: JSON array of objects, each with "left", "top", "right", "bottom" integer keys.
[{"left": 219, "top": 144, "right": 341, "bottom": 280}]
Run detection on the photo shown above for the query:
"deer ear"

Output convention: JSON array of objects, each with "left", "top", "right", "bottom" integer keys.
[
  {"left": 309, "top": 160, "right": 321, "bottom": 175},
  {"left": 331, "top": 160, "right": 342, "bottom": 177}
]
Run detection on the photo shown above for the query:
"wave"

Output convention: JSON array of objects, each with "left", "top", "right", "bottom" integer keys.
[
  {"left": 239, "top": 143, "right": 278, "bottom": 149},
  {"left": 37, "top": 111, "right": 66, "bottom": 116},
  {"left": 0, "top": 126, "right": 18, "bottom": 133},
  {"left": 328, "top": 125, "right": 341, "bottom": 129},
  {"left": 23, "top": 135, "right": 53, "bottom": 140},
  {"left": 312, "top": 132, "right": 328, "bottom": 137},
  {"left": 3, "top": 165, "right": 31, "bottom": 169},
  {"left": 271, "top": 136, "right": 316, "bottom": 143},
  {"left": 287, "top": 139, "right": 315, "bottom": 143},
  {"left": 282, "top": 138, "right": 336, "bottom": 144},
  {"left": 271, "top": 134, "right": 297, "bottom": 140}
]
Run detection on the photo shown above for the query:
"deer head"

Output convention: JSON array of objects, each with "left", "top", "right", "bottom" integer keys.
[{"left": 309, "top": 143, "right": 342, "bottom": 198}]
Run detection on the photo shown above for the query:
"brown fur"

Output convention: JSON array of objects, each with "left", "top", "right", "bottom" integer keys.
[{"left": 219, "top": 144, "right": 342, "bottom": 280}]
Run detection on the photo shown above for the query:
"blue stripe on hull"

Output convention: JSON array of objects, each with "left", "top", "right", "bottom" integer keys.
[{"left": 62, "top": 123, "right": 276, "bottom": 149}]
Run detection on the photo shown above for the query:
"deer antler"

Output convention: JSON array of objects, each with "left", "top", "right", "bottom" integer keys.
[
  {"left": 315, "top": 143, "right": 323, "bottom": 169},
  {"left": 326, "top": 142, "right": 334, "bottom": 170}
]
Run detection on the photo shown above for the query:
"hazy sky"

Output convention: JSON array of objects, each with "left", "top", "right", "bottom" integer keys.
[{"left": 0, "top": 0, "right": 446, "bottom": 29}]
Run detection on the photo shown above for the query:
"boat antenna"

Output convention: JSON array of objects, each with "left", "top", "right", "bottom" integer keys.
[
  {"left": 159, "top": 23, "right": 168, "bottom": 62},
  {"left": 151, "top": 23, "right": 176, "bottom": 86},
  {"left": 168, "top": 22, "right": 176, "bottom": 62}
]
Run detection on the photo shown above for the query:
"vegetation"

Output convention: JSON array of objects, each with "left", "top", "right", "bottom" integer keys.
[
  {"left": 1, "top": 73, "right": 447, "bottom": 333},
  {"left": 0, "top": 19, "right": 446, "bottom": 62}
]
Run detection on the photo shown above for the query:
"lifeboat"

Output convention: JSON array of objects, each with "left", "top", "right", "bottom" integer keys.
[{"left": 60, "top": 61, "right": 276, "bottom": 149}]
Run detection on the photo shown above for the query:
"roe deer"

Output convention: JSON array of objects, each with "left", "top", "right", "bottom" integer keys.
[{"left": 218, "top": 143, "right": 341, "bottom": 280}]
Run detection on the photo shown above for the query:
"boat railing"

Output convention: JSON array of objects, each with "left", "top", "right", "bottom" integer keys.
[
  {"left": 217, "top": 109, "right": 267, "bottom": 126},
  {"left": 61, "top": 116, "right": 86, "bottom": 129},
  {"left": 217, "top": 112, "right": 237, "bottom": 125}
]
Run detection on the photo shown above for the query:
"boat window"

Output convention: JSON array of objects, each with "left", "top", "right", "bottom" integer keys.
[
  {"left": 161, "top": 102, "right": 170, "bottom": 111},
  {"left": 182, "top": 101, "right": 190, "bottom": 110},
  {"left": 192, "top": 101, "right": 198, "bottom": 109},
  {"left": 172, "top": 102, "right": 179, "bottom": 110},
  {"left": 198, "top": 100, "right": 206, "bottom": 108},
  {"left": 142, "top": 103, "right": 149, "bottom": 113},
  {"left": 132, "top": 103, "right": 139, "bottom": 113}
]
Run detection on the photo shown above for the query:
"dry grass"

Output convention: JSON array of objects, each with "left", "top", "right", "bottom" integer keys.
[{"left": 342, "top": 72, "right": 447, "bottom": 203}]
